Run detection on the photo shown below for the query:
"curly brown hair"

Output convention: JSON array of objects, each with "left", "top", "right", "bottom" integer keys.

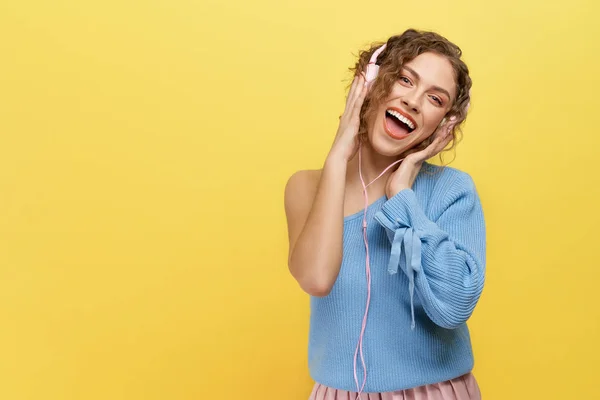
[{"left": 350, "top": 29, "right": 472, "bottom": 161}]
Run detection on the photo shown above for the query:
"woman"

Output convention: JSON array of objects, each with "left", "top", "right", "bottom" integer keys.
[{"left": 284, "top": 29, "right": 485, "bottom": 400}]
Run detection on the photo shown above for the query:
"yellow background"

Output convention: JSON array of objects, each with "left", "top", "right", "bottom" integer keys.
[{"left": 1, "top": 0, "right": 599, "bottom": 399}]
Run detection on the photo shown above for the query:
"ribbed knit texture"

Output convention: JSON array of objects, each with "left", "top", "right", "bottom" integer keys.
[{"left": 308, "top": 163, "right": 486, "bottom": 393}]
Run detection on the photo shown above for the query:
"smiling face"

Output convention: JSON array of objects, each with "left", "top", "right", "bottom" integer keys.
[{"left": 366, "top": 51, "right": 458, "bottom": 157}]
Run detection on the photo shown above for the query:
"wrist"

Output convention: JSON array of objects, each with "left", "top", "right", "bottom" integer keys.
[
  {"left": 324, "top": 152, "right": 349, "bottom": 172},
  {"left": 387, "top": 184, "right": 410, "bottom": 199}
]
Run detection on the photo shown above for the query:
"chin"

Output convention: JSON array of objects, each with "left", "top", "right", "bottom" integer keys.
[
  {"left": 368, "top": 131, "right": 400, "bottom": 157},
  {"left": 369, "top": 125, "right": 425, "bottom": 158}
]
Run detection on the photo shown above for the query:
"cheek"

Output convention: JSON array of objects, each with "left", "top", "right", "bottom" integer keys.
[
  {"left": 421, "top": 106, "right": 447, "bottom": 130},
  {"left": 365, "top": 106, "right": 381, "bottom": 132},
  {"left": 388, "top": 83, "right": 408, "bottom": 98}
]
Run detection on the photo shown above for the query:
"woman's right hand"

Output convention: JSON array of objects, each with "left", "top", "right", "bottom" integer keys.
[
  {"left": 286, "top": 75, "right": 369, "bottom": 297},
  {"left": 328, "top": 74, "right": 369, "bottom": 163}
]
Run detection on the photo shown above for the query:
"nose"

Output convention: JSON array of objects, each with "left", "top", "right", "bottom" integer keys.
[{"left": 401, "top": 92, "right": 420, "bottom": 114}]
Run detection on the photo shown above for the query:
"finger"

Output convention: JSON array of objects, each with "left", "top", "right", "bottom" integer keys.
[
  {"left": 430, "top": 132, "right": 452, "bottom": 155},
  {"left": 432, "top": 134, "right": 447, "bottom": 150},
  {"left": 348, "top": 75, "right": 366, "bottom": 110},
  {"left": 350, "top": 81, "right": 368, "bottom": 120},
  {"left": 348, "top": 75, "right": 365, "bottom": 107},
  {"left": 409, "top": 135, "right": 443, "bottom": 163},
  {"left": 439, "top": 124, "right": 454, "bottom": 145},
  {"left": 345, "top": 76, "right": 359, "bottom": 113},
  {"left": 343, "top": 77, "right": 358, "bottom": 116},
  {"left": 440, "top": 132, "right": 453, "bottom": 150}
]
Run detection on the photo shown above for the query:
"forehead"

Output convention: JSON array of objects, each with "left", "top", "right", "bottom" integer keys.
[{"left": 402, "top": 52, "right": 456, "bottom": 98}]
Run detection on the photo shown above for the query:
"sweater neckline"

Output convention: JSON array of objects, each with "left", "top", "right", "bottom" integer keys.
[{"left": 343, "top": 195, "right": 387, "bottom": 222}]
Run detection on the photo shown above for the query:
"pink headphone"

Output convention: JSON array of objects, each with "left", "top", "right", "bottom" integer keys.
[
  {"left": 364, "top": 43, "right": 388, "bottom": 84},
  {"left": 352, "top": 42, "right": 467, "bottom": 398}
]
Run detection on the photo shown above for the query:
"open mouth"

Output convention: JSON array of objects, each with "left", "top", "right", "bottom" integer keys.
[{"left": 384, "top": 108, "right": 417, "bottom": 139}]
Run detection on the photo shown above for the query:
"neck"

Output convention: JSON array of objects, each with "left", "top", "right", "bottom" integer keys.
[{"left": 347, "top": 140, "right": 400, "bottom": 198}]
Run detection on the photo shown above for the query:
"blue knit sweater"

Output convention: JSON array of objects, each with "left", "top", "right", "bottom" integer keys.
[{"left": 308, "top": 163, "right": 486, "bottom": 393}]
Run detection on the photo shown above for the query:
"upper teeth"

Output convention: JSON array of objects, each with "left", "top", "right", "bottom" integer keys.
[{"left": 387, "top": 110, "right": 415, "bottom": 130}]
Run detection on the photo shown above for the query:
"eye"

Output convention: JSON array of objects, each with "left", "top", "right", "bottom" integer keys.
[
  {"left": 430, "top": 95, "right": 443, "bottom": 106},
  {"left": 399, "top": 76, "right": 412, "bottom": 85}
]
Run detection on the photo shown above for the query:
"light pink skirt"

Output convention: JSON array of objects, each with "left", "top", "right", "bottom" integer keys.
[{"left": 309, "top": 373, "right": 481, "bottom": 400}]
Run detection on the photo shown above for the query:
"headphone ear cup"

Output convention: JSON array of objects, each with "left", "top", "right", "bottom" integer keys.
[{"left": 364, "top": 64, "right": 379, "bottom": 83}]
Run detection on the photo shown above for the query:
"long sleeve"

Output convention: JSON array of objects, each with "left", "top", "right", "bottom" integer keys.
[{"left": 373, "top": 172, "right": 486, "bottom": 330}]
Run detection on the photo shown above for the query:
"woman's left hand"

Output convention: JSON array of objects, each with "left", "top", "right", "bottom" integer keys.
[{"left": 385, "top": 127, "right": 454, "bottom": 199}]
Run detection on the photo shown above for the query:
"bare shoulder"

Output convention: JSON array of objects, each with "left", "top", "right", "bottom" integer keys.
[
  {"left": 284, "top": 169, "right": 322, "bottom": 256},
  {"left": 284, "top": 169, "right": 321, "bottom": 218}
]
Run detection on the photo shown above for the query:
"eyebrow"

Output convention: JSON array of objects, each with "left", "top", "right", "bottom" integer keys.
[{"left": 403, "top": 66, "right": 452, "bottom": 100}]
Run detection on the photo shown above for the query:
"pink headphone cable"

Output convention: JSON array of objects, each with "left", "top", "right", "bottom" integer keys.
[{"left": 353, "top": 141, "right": 403, "bottom": 398}]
